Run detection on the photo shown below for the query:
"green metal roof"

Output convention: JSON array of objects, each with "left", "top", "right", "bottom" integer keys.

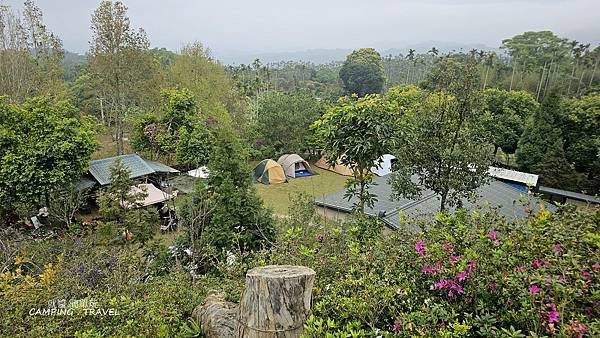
[{"left": 88, "top": 154, "right": 178, "bottom": 185}]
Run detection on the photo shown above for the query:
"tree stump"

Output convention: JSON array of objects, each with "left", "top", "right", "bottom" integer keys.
[
  {"left": 236, "top": 265, "right": 316, "bottom": 338},
  {"left": 192, "top": 292, "right": 239, "bottom": 338}
]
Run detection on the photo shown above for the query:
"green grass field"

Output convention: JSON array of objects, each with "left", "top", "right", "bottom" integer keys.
[{"left": 254, "top": 165, "right": 348, "bottom": 215}]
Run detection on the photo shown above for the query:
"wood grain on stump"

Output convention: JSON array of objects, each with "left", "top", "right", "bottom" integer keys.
[
  {"left": 236, "top": 265, "right": 316, "bottom": 338},
  {"left": 192, "top": 292, "right": 238, "bottom": 338}
]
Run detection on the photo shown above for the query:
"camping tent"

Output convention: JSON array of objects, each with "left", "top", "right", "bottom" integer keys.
[
  {"left": 315, "top": 156, "right": 354, "bottom": 176},
  {"left": 277, "top": 154, "right": 314, "bottom": 178},
  {"left": 371, "top": 154, "right": 397, "bottom": 176},
  {"left": 253, "top": 159, "right": 287, "bottom": 184}
]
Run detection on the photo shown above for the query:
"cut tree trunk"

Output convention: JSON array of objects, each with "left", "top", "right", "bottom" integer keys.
[
  {"left": 192, "top": 292, "right": 239, "bottom": 338},
  {"left": 193, "top": 265, "right": 316, "bottom": 338},
  {"left": 236, "top": 265, "right": 316, "bottom": 338}
]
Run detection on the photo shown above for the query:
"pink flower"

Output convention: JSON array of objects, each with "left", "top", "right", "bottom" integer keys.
[
  {"left": 532, "top": 259, "right": 549, "bottom": 269},
  {"left": 422, "top": 262, "right": 441, "bottom": 274},
  {"left": 487, "top": 230, "right": 497, "bottom": 240},
  {"left": 528, "top": 284, "right": 541, "bottom": 294},
  {"left": 593, "top": 262, "right": 600, "bottom": 271},
  {"left": 546, "top": 303, "right": 560, "bottom": 323},
  {"left": 581, "top": 271, "right": 591, "bottom": 279},
  {"left": 547, "top": 310, "right": 560, "bottom": 323},
  {"left": 552, "top": 244, "right": 563, "bottom": 253},
  {"left": 450, "top": 255, "right": 460, "bottom": 263},
  {"left": 456, "top": 271, "right": 467, "bottom": 282},
  {"left": 466, "top": 260, "right": 477, "bottom": 274},
  {"left": 442, "top": 242, "right": 454, "bottom": 252},
  {"left": 392, "top": 324, "right": 401, "bottom": 332},
  {"left": 569, "top": 322, "right": 588, "bottom": 338},
  {"left": 517, "top": 266, "right": 526, "bottom": 273},
  {"left": 489, "top": 282, "right": 497, "bottom": 290},
  {"left": 415, "top": 241, "right": 428, "bottom": 256},
  {"left": 434, "top": 279, "right": 464, "bottom": 298}
]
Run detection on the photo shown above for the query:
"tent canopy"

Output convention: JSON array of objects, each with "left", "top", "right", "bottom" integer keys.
[
  {"left": 371, "top": 154, "right": 397, "bottom": 176},
  {"left": 253, "top": 159, "right": 287, "bottom": 185},
  {"left": 120, "top": 183, "right": 173, "bottom": 208},
  {"left": 187, "top": 166, "right": 210, "bottom": 179},
  {"left": 277, "top": 154, "right": 313, "bottom": 178},
  {"left": 315, "top": 156, "right": 354, "bottom": 176}
]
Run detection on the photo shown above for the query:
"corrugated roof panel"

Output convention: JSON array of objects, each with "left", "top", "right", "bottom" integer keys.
[
  {"left": 314, "top": 175, "right": 556, "bottom": 230},
  {"left": 89, "top": 154, "right": 155, "bottom": 185},
  {"left": 538, "top": 186, "right": 600, "bottom": 204},
  {"left": 144, "top": 159, "right": 179, "bottom": 173}
]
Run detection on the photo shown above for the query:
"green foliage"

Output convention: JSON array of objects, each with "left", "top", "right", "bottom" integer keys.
[
  {"left": 88, "top": 0, "right": 161, "bottom": 154},
  {"left": 0, "top": 234, "right": 214, "bottom": 337},
  {"left": 178, "top": 132, "right": 275, "bottom": 272},
  {"left": 0, "top": 96, "right": 96, "bottom": 219},
  {"left": 262, "top": 202, "right": 600, "bottom": 337},
  {"left": 392, "top": 59, "right": 492, "bottom": 212},
  {"left": 385, "top": 84, "right": 426, "bottom": 114},
  {"left": 482, "top": 89, "right": 539, "bottom": 155},
  {"left": 339, "top": 48, "right": 385, "bottom": 96},
  {"left": 250, "top": 90, "right": 323, "bottom": 156},
  {"left": 560, "top": 94, "right": 600, "bottom": 192},
  {"left": 311, "top": 94, "right": 398, "bottom": 213},
  {"left": 168, "top": 42, "right": 238, "bottom": 125},
  {"left": 132, "top": 88, "right": 215, "bottom": 169},
  {"left": 501, "top": 31, "right": 569, "bottom": 70},
  {"left": 516, "top": 90, "right": 563, "bottom": 172}
]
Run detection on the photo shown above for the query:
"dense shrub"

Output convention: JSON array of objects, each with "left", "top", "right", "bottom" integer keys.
[
  {"left": 0, "top": 235, "right": 214, "bottom": 337},
  {"left": 260, "top": 202, "right": 599, "bottom": 337}
]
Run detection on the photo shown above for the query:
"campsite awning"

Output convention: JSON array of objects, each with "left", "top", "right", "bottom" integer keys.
[{"left": 120, "top": 183, "right": 173, "bottom": 208}]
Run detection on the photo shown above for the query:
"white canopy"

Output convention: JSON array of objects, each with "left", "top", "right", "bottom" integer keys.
[
  {"left": 487, "top": 166, "right": 538, "bottom": 186},
  {"left": 187, "top": 166, "right": 210, "bottom": 179},
  {"left": 120, "top": 183, "right": 173, "bottom": 208},
  {"left": 371, "top": 154, "right": 397, "bottom": 176}
]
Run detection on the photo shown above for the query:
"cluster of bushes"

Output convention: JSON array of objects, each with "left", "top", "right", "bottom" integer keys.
[
  {"left": 258, "top": 197, "right": 599, "bottom": 337},
  {"left": 2, "top": 191, "right": 598, "bottom": 337},
  {"left": 0, "top": 227, "right": 226, "bottom": 337}
]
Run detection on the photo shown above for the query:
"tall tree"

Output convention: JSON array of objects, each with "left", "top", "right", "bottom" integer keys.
[
  {"left": 515, "top": 89, "right": 563, "bottom": 172},
  {"left": 482, "top": 89, "right": 539, "bottom": 160},
  {"left": 88, "top": 1, "right": 160, "bottom": 155},
  {"left": 339, "top": 48, "right": 385, "bottom": 96},
  {"left": 251, "top": 90, "right": 323, "bottom": 155},
  {"left": 311, "top": 94, "right": 398, "bottom": 214},
  {"left": 391, "top": 58, "right": 492, "bottom": 212},
  {"left": 0, "top": 96, "right": 96, "bottom": 219},
  {"left": 0, "top": 0, "right": 64, "bottom": 102}
]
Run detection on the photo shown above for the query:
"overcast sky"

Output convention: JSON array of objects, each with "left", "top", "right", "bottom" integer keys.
[{"left": 3, "top": 0, "right": 599, "bottom": 57}]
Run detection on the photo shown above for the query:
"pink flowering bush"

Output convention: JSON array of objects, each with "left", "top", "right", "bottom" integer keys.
[{"left": 261, "top": 204, "right": 600, "bottom": 337}]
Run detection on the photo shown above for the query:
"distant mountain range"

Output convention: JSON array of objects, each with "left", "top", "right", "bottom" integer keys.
[
  {"left": 61, "top": 41, "right": 501, "bottom": 67},
  {"left": 213, "top": 41, "right": 500, "bottom": 65}
]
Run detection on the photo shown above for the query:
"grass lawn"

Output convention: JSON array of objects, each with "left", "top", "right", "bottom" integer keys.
[{"left": 254, "top": 165, "right": 348, "bottom": 215}]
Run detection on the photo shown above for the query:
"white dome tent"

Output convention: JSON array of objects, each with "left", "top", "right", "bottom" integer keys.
[{"left": 371, "top": 154, "right": 397, "bottom": 176}]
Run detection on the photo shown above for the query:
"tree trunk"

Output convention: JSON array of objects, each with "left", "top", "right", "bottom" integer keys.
[
  {"left": 510, "top": 60, "right": 517, "bottom": 91},
  {"left": 439, "top": 192, "right": 447, "bottom": 213},
  {"left": 193, "top": 292, "right": 239, "bottom": 338},
  {"left": 237, "top": 265, "right": 316, "bottom": 338},
  {"left": 589, "top": 58, "right": 598, "bottom": 87}
]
